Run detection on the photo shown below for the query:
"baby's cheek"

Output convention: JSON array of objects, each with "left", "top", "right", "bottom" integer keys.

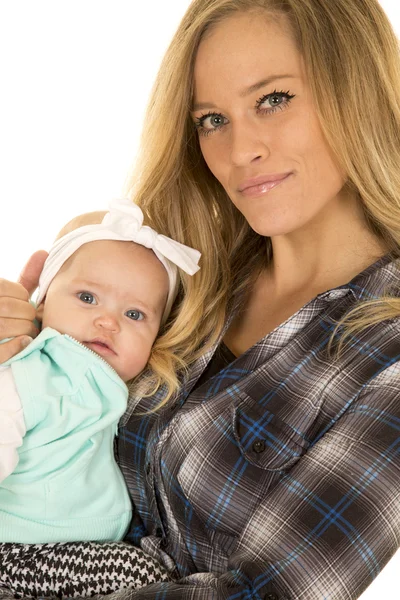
[{"left": 120, "top": 347, "right": 152, "bottom": 382}]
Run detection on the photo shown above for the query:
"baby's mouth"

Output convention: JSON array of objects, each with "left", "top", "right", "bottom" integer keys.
[{"left": 84, "top": 339, "right": 117, "bottom": 356}]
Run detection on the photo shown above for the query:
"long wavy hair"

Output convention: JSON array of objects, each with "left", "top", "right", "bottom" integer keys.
[{"left": 124, "top": 0, "right": 400, "bottom": 403}]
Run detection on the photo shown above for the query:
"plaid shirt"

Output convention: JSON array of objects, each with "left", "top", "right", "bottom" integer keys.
[{"left": 114, "top": 254, "right": 400, "bottom": 600}]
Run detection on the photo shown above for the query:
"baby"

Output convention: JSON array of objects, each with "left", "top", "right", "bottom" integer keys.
[{"left": 0, "top": 198, "right": 200, "bottom": 545}]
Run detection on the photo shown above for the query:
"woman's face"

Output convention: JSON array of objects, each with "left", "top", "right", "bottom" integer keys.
[{"left": 192, "top": 11, "right": 347, "bottom": 237}]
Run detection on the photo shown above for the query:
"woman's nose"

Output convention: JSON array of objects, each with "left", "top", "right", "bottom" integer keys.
[
  {"left": 229, "top": 120, "right": 270, "bottom": 167},
  {"left": 93, "top": 313, "right": 120, "bottom": 332}
]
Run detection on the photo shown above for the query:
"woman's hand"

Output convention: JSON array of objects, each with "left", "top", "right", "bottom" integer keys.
[{"left": 0, "top": 250, "right": 48, "bottom": 363}]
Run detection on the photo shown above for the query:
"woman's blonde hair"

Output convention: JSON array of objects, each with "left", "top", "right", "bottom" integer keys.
[{"left": 124, "top": 0, "right": 400, "bottom": 403}]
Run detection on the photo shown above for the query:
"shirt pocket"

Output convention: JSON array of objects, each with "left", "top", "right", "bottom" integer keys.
[
  {"left": 175, "top": 392, "right": 310, "bottom": 538},
  {"left": 233, "top": 395, "right": 310, "bottom": 471}
]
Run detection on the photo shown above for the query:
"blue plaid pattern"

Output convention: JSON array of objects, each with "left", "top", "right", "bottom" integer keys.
[{"left": 113, "top": 254, "right": 400, "bottom": 600}]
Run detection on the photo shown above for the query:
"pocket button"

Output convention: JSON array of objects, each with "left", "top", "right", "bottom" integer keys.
[{"left": 252, "top": 439, "right": 266, "bottom": 453}]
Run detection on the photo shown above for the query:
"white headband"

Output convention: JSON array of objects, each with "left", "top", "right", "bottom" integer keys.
[{"left": 37, "top": 198, "right": 201, "bottom": 323}]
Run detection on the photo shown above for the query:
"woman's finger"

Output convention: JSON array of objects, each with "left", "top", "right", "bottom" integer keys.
[
  {"left": 0, "top": 279, "right": 30, "bottom": 302},
  {"left": 17, "top": 250, "right": 48, "bottom": 297},
  {"left": 0, "top": 297, "right": 37, "bottom": 321},
  {"left": 0, "top": 317, "right": 39, "bottom": 341},
  {"left": 0, "top": 335, "right": 33, "bottom": 363}
]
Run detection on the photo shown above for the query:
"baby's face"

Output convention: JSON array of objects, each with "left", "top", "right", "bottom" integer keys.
[{"left": 40, "top": 240, "right": 169, "bottom": 381}]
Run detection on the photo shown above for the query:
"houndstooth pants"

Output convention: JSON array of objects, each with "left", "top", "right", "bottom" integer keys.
[{"left": 0, "top": 541, "right": 170, "bottom": 598}]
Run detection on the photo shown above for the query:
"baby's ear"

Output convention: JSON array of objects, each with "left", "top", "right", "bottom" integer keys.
[{"left": 35, "top": 301, "right": 45, "bottom": 323}]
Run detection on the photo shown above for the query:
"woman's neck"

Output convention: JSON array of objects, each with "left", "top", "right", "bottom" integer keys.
[{"left": 266, "top": 192, "right": 388, "bottom": 299}]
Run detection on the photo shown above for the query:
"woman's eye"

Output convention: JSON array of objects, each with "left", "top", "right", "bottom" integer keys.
[
  {"left": 126, "top": 309, "right": 144, "bottom": 321},
  {"left": 256, "top": 90, "right": 296, "bottom": 113},
  {"left": 78, "top": 292, "right": 96, "bottom": 304},
  {"left": 194, "top": 112, "right": 227, "bottom": 136}
]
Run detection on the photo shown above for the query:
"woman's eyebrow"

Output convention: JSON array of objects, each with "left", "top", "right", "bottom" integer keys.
[
  {"left": 192, "top": 74, "right": 296, "bottom": 111},
  {"left": 239, "top": 73, "right": 297, "bottom": 97}
]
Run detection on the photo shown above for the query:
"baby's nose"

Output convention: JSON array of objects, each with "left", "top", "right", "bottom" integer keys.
[{"left": 94, "top": 313, "right": 120, "bottom": 332}]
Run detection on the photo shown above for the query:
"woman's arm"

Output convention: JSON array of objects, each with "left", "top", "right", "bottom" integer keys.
[
  {"left": 222, "top": 360, "right": 400, "bottom": 599},
  {"left": 0, "top": 250, "right": 47, "bottom": 363}
]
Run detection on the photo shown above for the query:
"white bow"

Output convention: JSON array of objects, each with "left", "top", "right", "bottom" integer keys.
[{"left": 37, "top": 199, "right": 201, "bottom": 322}]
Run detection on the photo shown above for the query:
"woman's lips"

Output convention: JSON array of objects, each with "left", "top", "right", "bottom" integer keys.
[{"left": 239, "top": 173, "right": 292, "bottom": 198}]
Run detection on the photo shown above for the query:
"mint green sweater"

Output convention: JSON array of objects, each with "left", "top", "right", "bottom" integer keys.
[{"left": 0, "top": 327, "right": 132, "bottom": 543}]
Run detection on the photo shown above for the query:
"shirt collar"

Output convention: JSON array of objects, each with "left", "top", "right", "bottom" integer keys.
[{"left": 322, "top": 252, "right": 400, "bottom": 302}]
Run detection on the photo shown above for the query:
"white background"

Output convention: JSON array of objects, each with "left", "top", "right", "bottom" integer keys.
[
  {"left": 0, "top": 1, "right": 399, "bottom": 597},
  {"left": 0, "top": 0, "right": 193, "bottom": 280}
]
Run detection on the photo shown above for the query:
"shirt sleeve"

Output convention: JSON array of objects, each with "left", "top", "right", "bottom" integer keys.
[
  {"left": 3, "top": 363, "right": 398, "bottom": 600},
  {"left": 0, "top": 366, "right": 26, "bottom": 483}
]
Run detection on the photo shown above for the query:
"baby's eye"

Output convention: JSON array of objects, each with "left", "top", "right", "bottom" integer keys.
[
  {"left": 78, "top": 292, "right": 96, "bottom": 304},
  {"left": 126, "top": 309, "right": 144, "bottom": 321}
]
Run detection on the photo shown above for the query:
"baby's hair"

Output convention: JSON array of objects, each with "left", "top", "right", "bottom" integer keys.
[{"left": 55, "top": 211, "right": 107, "bottom": 239}]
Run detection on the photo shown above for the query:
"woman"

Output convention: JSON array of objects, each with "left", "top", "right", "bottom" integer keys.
[{"left": 1, "top": 0, "right": 400, "bottom": 598}]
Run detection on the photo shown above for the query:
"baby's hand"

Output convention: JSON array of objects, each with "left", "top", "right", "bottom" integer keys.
[{"left": 0, "top": 250, "right": 48, "bottom": 362}]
